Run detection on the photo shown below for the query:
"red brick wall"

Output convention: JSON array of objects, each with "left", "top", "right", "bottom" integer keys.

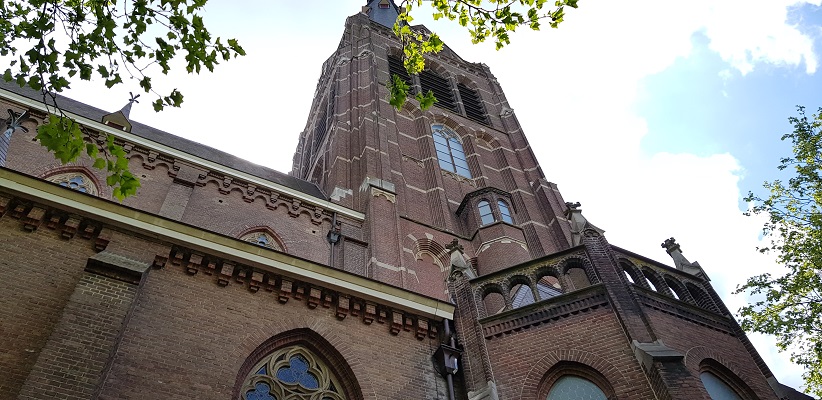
[
  {"left": 645, "top": 308, "right": 779, "bottom": 399},
  {"left": 0, "top": 217, "right": 97, "bottom": 398},
  {"left": 98, "top": 262, "right": 449, "bottom": 399},
  {"left": 483, "top": 306, "right": 656, "bottom": 399}
]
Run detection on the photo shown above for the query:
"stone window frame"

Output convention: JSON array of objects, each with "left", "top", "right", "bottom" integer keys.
[
  {"left": 432, "top": 124, "right": 472, "bottom": 178},
  {"left": 238, "top": 227, "right": 286, "bottom": 253},
  {"left": 240, "top": 345, "right": 346, "bottom": 400},
  {"left": 233, "top": 329, "right": 363, "bottom": 400},
  {"left": 44, "top": 169, "right": 100, "bottom": 196}
]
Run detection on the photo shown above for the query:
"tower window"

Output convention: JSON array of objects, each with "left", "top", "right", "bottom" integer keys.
[
  {"left": 458, "top": 83, "right": 488, "bottom": 124},
  {"left": 420, "top": 70, "right": 458, "bottom": 112},
  {"left": 432, "top": 125, "right": 471, "bottom": 178},
  {"left": 498, "top": 200, "right": 513, "bottom": 224},
  {"left": 478, "top": 200, "right": 494, "bottom": 225},
  {"left": 388, "top": 55, "right": 414, "bottom": 94}
]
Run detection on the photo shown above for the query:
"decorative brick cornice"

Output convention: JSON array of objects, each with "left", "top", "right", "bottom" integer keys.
[
  {"left": 635, "top": 288, "right": 734, "bottom": 334},
  {"left": 0, "top": 194, "right": 110, "bottom": 249},
  {"left": 479, "top": 284, "right": 609, "bottom": 338},
  {"left": 168, "top": 245, "right": 441, "bottom": 340}
]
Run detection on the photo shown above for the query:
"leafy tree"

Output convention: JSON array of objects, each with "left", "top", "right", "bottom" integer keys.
[
  {"left": 1, "top": 0, "right": 245, "bottom": 199},
  {"left": 389, "top": 0, "right": 578, "bottom": 111},
  {"left": 737, "top": 106, "right": 822, "bottom": 397}
]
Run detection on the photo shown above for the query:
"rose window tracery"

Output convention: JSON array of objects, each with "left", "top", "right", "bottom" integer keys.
[
  {"left": 46, "top": 172, "right": 98, "bottom": 195},
  {"left": 241, "top": 346, "right": 345, "bottom": 400}
]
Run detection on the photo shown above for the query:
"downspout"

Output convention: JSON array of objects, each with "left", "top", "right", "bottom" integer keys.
[{"left": 444, "top": 319, "right": 458, "bottom": 400}]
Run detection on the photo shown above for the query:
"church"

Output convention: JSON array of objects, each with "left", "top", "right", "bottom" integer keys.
[{"left": 0, "top": 1, "right": 812, "bottom": 399}]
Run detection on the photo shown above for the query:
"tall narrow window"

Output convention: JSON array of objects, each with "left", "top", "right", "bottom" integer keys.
[
  {"left": 420, "top": 70, "right": 457, "bottom": 112},
  {"left": 432, "top": 125, "right": 471, "bottom": 178},
  {"left": 458, "top": 83, "right": 488, "bottom": 124},
  {"left": 241, "top": 345, "right": 346, "bottom": 400},
  {"left": 388, "top": 54, "right": 414, "bottom": 94},
  {"left": 498, "top": 200, "right": 513, "bottom": 223},
  {"left": 478, "top": 200, "right": 494, "bottom": 225}
]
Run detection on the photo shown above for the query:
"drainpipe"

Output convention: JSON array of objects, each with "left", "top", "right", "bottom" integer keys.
[
  {"left": 434, "top": 319, "right": 462, "bottom": 400},
  {"left": 444, "top": 319, "right": 457, "bottom": 400}
]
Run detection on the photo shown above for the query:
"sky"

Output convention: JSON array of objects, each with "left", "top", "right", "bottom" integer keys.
[{"left": 57, "top": 0, "right": 822, "bottom": 392}]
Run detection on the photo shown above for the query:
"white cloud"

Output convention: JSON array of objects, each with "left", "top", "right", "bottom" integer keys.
[{"left": 55, "top": 0, "right": 818, "bottom": 391}]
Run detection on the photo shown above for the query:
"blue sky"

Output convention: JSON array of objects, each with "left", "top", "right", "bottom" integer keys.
[{"left": 59, "top": 0, "right": 822, "bottom": 392}]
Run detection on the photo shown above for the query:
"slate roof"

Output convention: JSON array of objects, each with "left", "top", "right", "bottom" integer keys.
[{"left": 0, "top": 80, "right": 326, "bottom": 200}]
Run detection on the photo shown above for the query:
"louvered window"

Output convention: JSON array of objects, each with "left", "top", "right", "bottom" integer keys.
[
  {"left": 388, "top": 55, "right": 414, "bottom": 95},
  {"left": 458, "top": 83, "right": 488, "bottom": 124},
  {"left": 313, "top": 106, "right": 327, "bottom": 152},
  {"left": 420, "top": 70, "right": 457, "bottom": 112}
]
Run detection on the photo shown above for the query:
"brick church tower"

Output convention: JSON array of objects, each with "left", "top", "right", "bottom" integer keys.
[{"left": 0, "top": 1, "right": 811, "bottom": 399}]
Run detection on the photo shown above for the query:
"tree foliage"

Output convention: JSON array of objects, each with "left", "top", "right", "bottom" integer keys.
[
  {"left": 737, "top": 106, "right": 822, "bottom": 397},
  {"left": 389, "top": 0, "right": 578, "bottom": 111},
  {"left": 1, "top": 0, "right": 245, "bottom": 199}
]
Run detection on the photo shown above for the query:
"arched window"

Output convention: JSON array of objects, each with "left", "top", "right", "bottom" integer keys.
[
  {"left": 478, "top": 200, "right": 494, "bottom": 225},
  {"left": 536, "top": 276, "right": 563, "bottom": 300},
  {"left": 432, "top": 125, "right": 471, "bottom": 178},
  {"left": 497, "top": 200, "right": 513, "bottom": 223},
  {"left": 701, "top": 372, "right": 743, "bottom": 400},
  {"left": 46, "top": 172, "right": 98, "bottom": 195},
  {"left": 546, "top": 375, "right": 608, "bottom": 400},
  {"left": 241, "top": 231, "right": 284, "bottom": 252},
  {"left": 240, "top": 345, "right": 346, "bottom": 400}
]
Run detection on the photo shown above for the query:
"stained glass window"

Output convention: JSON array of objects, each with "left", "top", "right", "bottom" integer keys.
[
  {"left": 46, "top": 172, "right": 98, "bottom": 195},
  {"left": 478, "top": 201, "right": 494, "bottom": 225},
  {"left": 241, "top": 346, "right": 345, "bottom": 400},
  {"left": 546, "top": 375, "right": 607, "bottom": 400},
  {"left": 498, "top": 200, "right": 513, "bottom": 223},
  {"left": 432, "top": 125, "right": 471, "bottom": 178},
  {"left": 701, "top": 372, "right": 743, "bottom": 400}
]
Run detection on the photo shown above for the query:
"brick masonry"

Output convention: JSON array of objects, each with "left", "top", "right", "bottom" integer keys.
[{"left": 0, "top": 3, "right": 809, "bottom": 399}]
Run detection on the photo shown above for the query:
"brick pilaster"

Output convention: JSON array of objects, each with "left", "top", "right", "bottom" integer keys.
[{"left": 18, "top": 251, "right": 151, "bottom": 399}]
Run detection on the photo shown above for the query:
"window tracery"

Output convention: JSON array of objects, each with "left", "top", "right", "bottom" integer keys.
[
  {"left": 432, "top": 124, "right": 471, "bottom": 178},
  {"left": 46, "top": 172, "right": 98, "bottom": 195},
  {"left": 241, "top": 346, "right": 345, "bottom": 400},
  {"left": 241, "top": 231, "right": 283, "bottom": 251}
]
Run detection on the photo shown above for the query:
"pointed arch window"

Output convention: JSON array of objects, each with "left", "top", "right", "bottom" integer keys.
[
  {"left": 241, "top": 345, "right": 346, "bottom": 400},
  {"left": 497, "top": 200, "right": 513, "bottom": 223},
  {"left": 46, "top": 172, "right": 98, "bottom": 195},
  {"left": 432, "top": 124, "right": 471, "bottom": 178}
]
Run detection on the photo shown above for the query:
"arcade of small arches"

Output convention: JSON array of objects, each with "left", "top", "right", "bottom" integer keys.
[
  {"left": 476, "top": 257, "right": 598, "bottom": 317},
  {"left": 620, "top": 259, "right": 719, "bottom": 313}
]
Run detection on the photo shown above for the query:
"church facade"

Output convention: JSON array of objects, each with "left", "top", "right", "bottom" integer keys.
[{"left": 0, "top": 1, "right": 810, "bottom": 399}]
